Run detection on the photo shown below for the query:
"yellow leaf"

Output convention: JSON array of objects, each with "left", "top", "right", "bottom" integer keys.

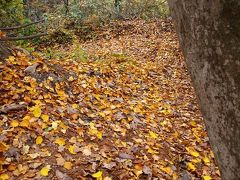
[
  {"left": 160, "top": 121, "right": 167, "bottom": 126},
  {"left": 20, "top": 118, "right": 29, "bottom": 127},
  {"left": 32, "top": 106, "right": 42, "bottom": 118},
  {"left": 68, "top": 76, "right": 74, "bottom": 82},
  {"left": 64, "top": 162, "right": 72, "bottom": 170},
  {"left": 187, "top": 162, "right": 196, "bottom": 171},
  {"left": 89, "top": 122, "right": 95, "bottom": 128},
  {"left": 41, "top": 114, "right": 49, "bottom": 122},
  {"left": 8, "top": 56, "right": 16, "bottom": 64},
  {"left": 134, "top": 170, "right": 142, "bottom": 178},
  {"left": 11, "top": 120, "right": 19, "bottom": 127},
  {"left": 55, "top": 138, "right": 65, "bottom": 146},
  {"left": 0, "top": 142, "right": 9, "bottom": 152},
  {"left": 36, "top": 136, "right": 43, "bottom": 145},
  {"left": 72, "top": 104, "right": 78, "bottom": 109},
  {"left": 40, "top": 165, "right": 51, "bottom": 176},
  {"left": 203, "top": 176, "right": 212, "bottom": 180},
  {"left": 68, "top": 145, "right": 76, "bottom": 155},
  {"left": 23, "top": 115, "right": 31, "bottom": 121},
  {"left": 190, "top": 121, "right": 196, "bottom": 126},
  {"left": 186, "top": 147, "right": 199, "bottom": 157},
  {"left": 88, "top": 124, "right": 103, "bottom": 139},
  {"left": 149, "top": 131, "right": 158, "bottom": 139},
  {"left": 8, "top": 56, "right": 15, "bottom": 61},
  {"left": 191, "top": 158, "right": 201, "bottom": 163},
  {"left": 96, "top": 131, "right": 103, "bottom": 139},
  {"left": 48, "top": 76, "right": 54, "bottom": 81},
  {"left": 190, "top": 151, "right": 199, "bottom": 157},
  {"left": 0, "top": 173, "right": 9, "bottom": 180},
  {"left": 41, "top": 123, "right": 47, "bottom": 129},
  {"left": 92, "top": 171, "right": 103, "bottom": 180},
  {"left": 160, "top": 166, "right": 172, "bottom": 175},
  {"left": 203, "top": 157, "right": 210, "bottom": 165},
  {"left": 147, "top": 147, "right": 157, "bottom": 154}
]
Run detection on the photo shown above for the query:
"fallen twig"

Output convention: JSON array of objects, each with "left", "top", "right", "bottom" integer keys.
[
  {"left": 0, "top": 20, "right": 44, "bottom": 31},
  {"left": 0, "top": 32, "right": 48, "bottom": 41},
  {"left": 0, "top": 102, "right": 27, "bottom": 114}
]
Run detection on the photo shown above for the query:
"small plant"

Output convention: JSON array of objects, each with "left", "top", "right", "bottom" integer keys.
[{"left": 71, "top": 44, "right": 88, "bottom": 62}]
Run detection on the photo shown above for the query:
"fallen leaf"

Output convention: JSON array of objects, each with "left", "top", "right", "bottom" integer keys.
[
  {"left": 119, "top": 153, "right": 134, "bottom": 159},
  {"left": 82, "top": 147, "right": 92, "bottom": 156},
  {"left": 0, "top": 173, "right": 9, "bottom": 180},
  {"left": 68, "top": 76, "right": 74, "bottom": 82},
  {"left": 56, "top": 157, "right": 66, "bottom": 166},
  {"left": 149, "top": 131, "right": 158, "bottom": 139},
  {"left": 186, "top": 147, "right": 200, "bottom": 157},
  {"left": 68, "top": 145, "right": 76, "bottom": 155},
  {"left": 64, "top": 162, "right": 72, "bottom": 170},
  {"left": 0, "top": 142, "right": 9, "bottom": 152},
  {"left": 11, "top": 120, "right": 19, "bottom": 127},
  {"left": 36, "top": 136, "right": 43, "bottom": 145},
  {"left": 52, "top": 121, "right": 59, "bottom": 130},
  {"left": 160, "top": 166, "right": 172, "bottom": 175},
  {"left": 40, "top": 165, "right": 51, "bottom": 176},
  {"left": 203, "top": 157, "right": 210, "bottom": 165},
  {"left": 203, "top": 175, "right": 212, "bottom": 180},
  {"left": 32, "top": 106, "right": 42, "bottom": 118},
  {"left": 55, "top": 138, "right": 66, "bottom": 146},
  {"left": 187, "top": 162, "right": 196, "bottom": 171},
  {"left": 102, "top": 162, "right": 116, "bottom": 170},
  {"left": 41, "top": 114, "right": 49, "bottom": 122},
  {"left": 56, "top": 170, "right": 72, "bottom": 180},
  {"left": 92, "top": 171, "right": 103, "bottom": 180}
]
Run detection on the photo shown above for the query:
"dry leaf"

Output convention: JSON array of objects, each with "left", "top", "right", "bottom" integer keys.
[
  {"left": 92, "top": 171, "right": 103, "bottom": 180},
  {"left": 64, "top": 162, "right": 72, "bottom": 170},
  {"left": 36, "top": 136, "right": 43, "bottom": 145},
  {"left": 40, "top": 165, "right": 51, "bottom": 176}
]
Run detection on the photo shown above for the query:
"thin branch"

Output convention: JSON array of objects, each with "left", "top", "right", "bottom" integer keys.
[
  {"left": 0, "top": 103, "right": 27, "bottom": 113},
  {"left": 0, "top": 20, "right": 44, "bottom": 31},
  {"left": 0, "top": 32, "right": 48, "bottom": 41}
]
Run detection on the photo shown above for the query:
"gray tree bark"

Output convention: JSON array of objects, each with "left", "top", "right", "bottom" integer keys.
[{"left": 167, "top": 0, "right": 240, "bottom": 179}]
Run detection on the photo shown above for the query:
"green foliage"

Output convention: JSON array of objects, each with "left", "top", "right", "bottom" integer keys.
[
  {"left": 122, "top": 0, "right": 169, "bottom": 19},
  {"left": 0, "top": 0, "right": 169, "bottom": 46},
  {"left": 45, "top": 0, "right": 169, "bottom": 30},
  {"left": 0, "top": 0, "right": 25, "bottom": 27},
  {"left": 72, "top": 44, "right": 88, "bottom": 61}
]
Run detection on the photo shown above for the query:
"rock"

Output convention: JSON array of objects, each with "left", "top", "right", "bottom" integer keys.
[{"left": 24, "top": 63, "right": 39, "bottom": 74}]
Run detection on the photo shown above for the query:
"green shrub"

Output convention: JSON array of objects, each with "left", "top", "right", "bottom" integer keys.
[{"left": 0, "top": 0, "right": 25, "bottom": 27}]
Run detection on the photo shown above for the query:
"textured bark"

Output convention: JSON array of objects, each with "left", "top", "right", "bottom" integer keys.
[{"left": 167, "top": 0, "right": 240, "bottom": 179}]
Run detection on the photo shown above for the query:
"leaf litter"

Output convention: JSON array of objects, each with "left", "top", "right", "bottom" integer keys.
[{"left": 0, "top": 19, "right": 220, "bottom": 179}]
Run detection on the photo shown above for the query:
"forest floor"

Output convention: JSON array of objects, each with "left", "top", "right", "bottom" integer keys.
[{"left": 0, "top": 19, "right": 220, "bottom": 179}]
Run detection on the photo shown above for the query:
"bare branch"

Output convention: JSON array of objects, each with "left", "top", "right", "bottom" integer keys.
[
  {"left": 0, "top": 102, "right": 27, "bottom": 113},
  {"left": 0, "top": 32, "right": 48, "bottom": 41},
  {"left": 0, "top": 20, "right": 44, "bottom": 31}
]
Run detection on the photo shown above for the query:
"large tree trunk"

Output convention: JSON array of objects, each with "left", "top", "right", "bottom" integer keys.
[{"left": 167, "top": 1, "right": 240, "bottom": 179}]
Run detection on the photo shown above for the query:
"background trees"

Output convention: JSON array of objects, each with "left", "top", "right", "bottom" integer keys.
[
  {"left": 0, "top": 0, "right": 168, "bottom": 59},
  {"left": 168, "top": 0, "right": 240, "bottom": 179},
  {"left": 0, "top": 0, "right": 168, "bottom": 35}
]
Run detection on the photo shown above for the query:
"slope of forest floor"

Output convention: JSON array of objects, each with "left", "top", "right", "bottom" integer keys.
[{"left": 0, "top": 19, "right": 220, "bottom": 179}]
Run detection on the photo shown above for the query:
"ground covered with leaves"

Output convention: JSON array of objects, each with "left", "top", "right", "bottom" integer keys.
[{"left": 0, "top": 20, "right": 220, "bottom": 179}]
